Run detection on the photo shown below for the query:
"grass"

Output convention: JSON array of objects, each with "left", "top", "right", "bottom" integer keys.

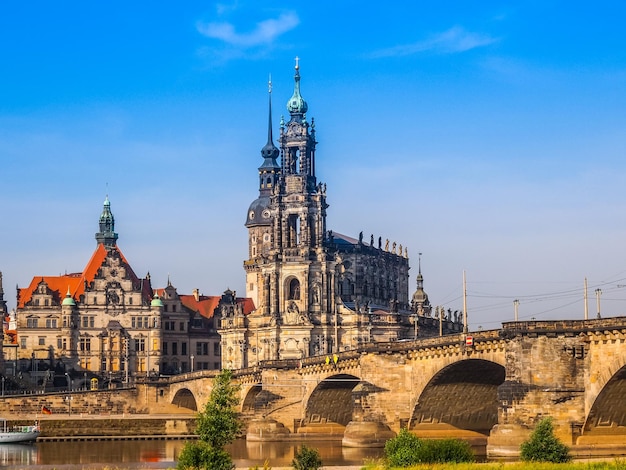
[{"left": 360, "top": 459, "right": 626, "bottom": 470}]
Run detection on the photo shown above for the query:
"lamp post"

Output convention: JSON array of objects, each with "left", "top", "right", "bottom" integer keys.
[{"left": 64, "top": 373, "right": 71, "bottom": 416}]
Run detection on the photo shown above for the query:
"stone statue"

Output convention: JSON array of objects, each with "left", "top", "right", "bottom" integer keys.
[
  {"left": 359, "top": 231, "right": 363, "bottom": 244},
  {"left": 385, "top": 239, "right": 389, "bottom": 251},
  {"left": 370, "top": 234, "right": 374, "bottom": 246},
  {"left": 392, "top": 242, "right": 396, "bottom": 254},
  {"left": 378, "top": 237, "right": 382, "bottom": 249}
]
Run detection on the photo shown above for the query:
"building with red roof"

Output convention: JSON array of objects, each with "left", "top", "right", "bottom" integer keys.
[{"left": 7, "top": 197, "right": 252, "bottom": 386}]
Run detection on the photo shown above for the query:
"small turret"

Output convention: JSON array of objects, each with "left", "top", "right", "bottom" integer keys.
[
  {"left": 95, "top": 196, "right": 119, "bottom": 247},
  {"left": 62, "top": 287, "right": 76, "bottom": 307}
]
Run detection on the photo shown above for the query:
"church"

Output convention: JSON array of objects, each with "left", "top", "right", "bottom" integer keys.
[{"left": 218, "top": 61, "right": 462, "bottom": 369}]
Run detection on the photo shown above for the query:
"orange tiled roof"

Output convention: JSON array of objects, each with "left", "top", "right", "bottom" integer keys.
[
  {"left": 176, "top": 294, "right": 256, "bottom": 319},
  {"left": 18, "top": 243, "right": 150, "bottom": 308},
  {"left": 180, "top": 295, "right": 221, "bottom": 319}
]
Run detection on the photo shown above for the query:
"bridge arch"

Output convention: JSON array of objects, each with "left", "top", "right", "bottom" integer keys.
[
  {"left": 241, "top": 384, "right": 263, "bottom": 413},
  {"left": 303, "top": 374, "right": 360, "bottom": 427},
  {"left": 172, "top": 388, "right": 198, "bottom": 411},
  {"left": 410, "top": 358, "right": 505, "bottom": 435},
  {"left": 584, "top": 363, "right": 626, "bottom": 436}
]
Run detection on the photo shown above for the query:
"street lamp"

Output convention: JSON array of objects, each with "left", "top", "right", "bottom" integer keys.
[{"left": 64, "top": 373, "right": 71, "bottom": 416}]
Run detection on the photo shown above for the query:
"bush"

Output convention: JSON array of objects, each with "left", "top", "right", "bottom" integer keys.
[
  {"left": 177, "top": 441, "right": 234, "bottom": 470},
  {"left": 292, "top": 445, "right": 322, "bottom": 470},
  {"left": 416, "top": 438, "right": 475, "bottom": 463},
  {"left": 520, "top": 417, "right": 571, "bottom": 463},
  {"left": 384, "top": 428, "right": 423, "bottom": 467},
  {"left": 384, "top": 429, "right": 474, "bottom": 466}
]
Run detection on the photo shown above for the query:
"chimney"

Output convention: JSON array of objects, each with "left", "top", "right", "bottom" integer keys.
[{"left": 193, "top": 289, "right": 199, "bottom": 301}]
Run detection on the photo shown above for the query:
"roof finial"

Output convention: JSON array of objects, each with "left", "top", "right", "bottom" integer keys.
[
  {"left": 295, "top": 56, "right": 300, "bottom": 70},
  {"left": 268, "top": 73, "right": 272, "bottom": 93},
  {"left": 418, "top": 252, "right": 422, "bottom": 274}
]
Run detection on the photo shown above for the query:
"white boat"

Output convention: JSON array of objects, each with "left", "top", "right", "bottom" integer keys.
[{"left": 0, "top": 419, "right": 40, "bottom": 443}]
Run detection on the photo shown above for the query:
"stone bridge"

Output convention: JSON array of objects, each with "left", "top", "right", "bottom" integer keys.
[{"left": 158, "top": 317, "right": 626, "bottom": 457}]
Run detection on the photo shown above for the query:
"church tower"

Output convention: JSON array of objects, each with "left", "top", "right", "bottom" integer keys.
[{"left": 222, "top": 60, "right": 417, "bottom": 369}]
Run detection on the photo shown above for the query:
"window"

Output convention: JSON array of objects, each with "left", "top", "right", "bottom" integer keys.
[
  {"left": 128, "top": 296, "right": 133, "bottom": 305},
  {"left": 163, "top": 342, "right": 168, "bottom": 355},
  {"left": 172, "top": 305, "right": 177, "bottom": 312},
  {"left": 214, "top": 342, "right": 220, "bottom": 356},
  {"left": 57, "top": 338, "right": 62, "bottom": 349},
  {"left": 20, "top": 337, "right": 27, "bottom": 349},
  {"left": 27, "top": 318, "right": 38, "bottom": 328},
  {"left": 164, "top": 304, "right": 168, "bottom": 312},
  {"left": 46, "top": 318, "right": 57, "bottom": 328},
  {"left": 179, "top": 322, "right": 185, "bottom": 332},
  {"left": 63, "top": 317, "right": 67, "bottom": 328},
  {"left": 62, "top": 338, "right": 67, "bottom": 350},
  {"left": 182, "top": 342, "right": 187, "bottom": 355},
  {"left": 134, "top": 338, "right": 145, "bottom": 352},
  {"left": 38, "top": 337, "right": 45, "bottom": 346},
  {"left": 172, "top": 342, "right": 178, "bottom": 355},
  {"left": 132, "top": 317, "right": 136, "bottom": 328},
  {"left": 90, "top": 317, "right": 95, "bottom": 328},
  {"left": 82, "top": 316, "right": 89, "bottom": 328},
  {"left": 44, "top": 299, "right": 49, "bottom": 306},
  {"left": 80, "top": 338, "right": 91, "bottom": 351}
]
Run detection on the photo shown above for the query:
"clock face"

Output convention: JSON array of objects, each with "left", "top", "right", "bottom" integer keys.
[{"left": 262, "top": 209, "right": 271, "bottom": 219}]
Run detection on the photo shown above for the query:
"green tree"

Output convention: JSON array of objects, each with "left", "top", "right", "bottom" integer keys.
[
  {"left": 178, "top": 369, "right": 242, "bottom": 470},
  {"left": 520, "top": 417, "right": 571, "bottom": 463}
]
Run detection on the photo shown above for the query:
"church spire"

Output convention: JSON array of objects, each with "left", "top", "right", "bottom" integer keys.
[
  {"left": 260, "top": 75, "right": 280, "bottom": 172},
  {"left": 287, "top": 57, "right": 308, "bottom": 123},
  {"left": 95, "top": 196, "right": 119, "bottom": 247},
  {"left": 0, "top": 270, "right": 7, "bottom": 315}
]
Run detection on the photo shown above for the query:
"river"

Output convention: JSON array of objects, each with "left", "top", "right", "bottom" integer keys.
[{"left": 0, "top": 438, "right": 384, "bottom": 469}]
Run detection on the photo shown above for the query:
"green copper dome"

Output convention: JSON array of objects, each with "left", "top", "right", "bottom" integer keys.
[
  {"left": 287, "top": 60, "right": 308, "bottom": 117},
  {"left": 151, "top": 294, "right": 164, "bottom": 308},
  {"left": 62, "top": 288, "right": 76, "bottom": 306}
]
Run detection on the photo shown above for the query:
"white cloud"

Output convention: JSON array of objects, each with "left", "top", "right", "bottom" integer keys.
[
  {"left": 197, "top": 11, "right": 299, "bottom": 48},
  {"left": 370, "top": 26, "right": 498, "bottom": 58}
]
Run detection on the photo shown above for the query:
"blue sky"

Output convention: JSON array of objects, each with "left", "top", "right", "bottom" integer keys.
[{"left": 2, "top": 1, "right": 626, "bottom": 330}]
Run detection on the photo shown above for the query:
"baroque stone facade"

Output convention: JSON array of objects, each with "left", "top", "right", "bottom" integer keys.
[
  {"left": 9, "top": 198, "right": 228, "bottom": 386},
  {"left": 219, "top": 62, "right": 432, "bottom": 369}
]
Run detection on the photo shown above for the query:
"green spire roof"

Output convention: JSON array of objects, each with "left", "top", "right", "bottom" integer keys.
[
  {"left": 95, "top": 195, "right": 119, "bottom": 247},
  {"left": 286, "top": 57, "right": 308, "bottom": 119}
]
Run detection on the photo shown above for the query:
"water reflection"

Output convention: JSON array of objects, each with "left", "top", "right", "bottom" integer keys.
[
  {"left": 0, "top": 444, "right": 39, "bottom": 467},
  {"left": 0, "top": 439, "right": 384, "bottom": 468}
]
